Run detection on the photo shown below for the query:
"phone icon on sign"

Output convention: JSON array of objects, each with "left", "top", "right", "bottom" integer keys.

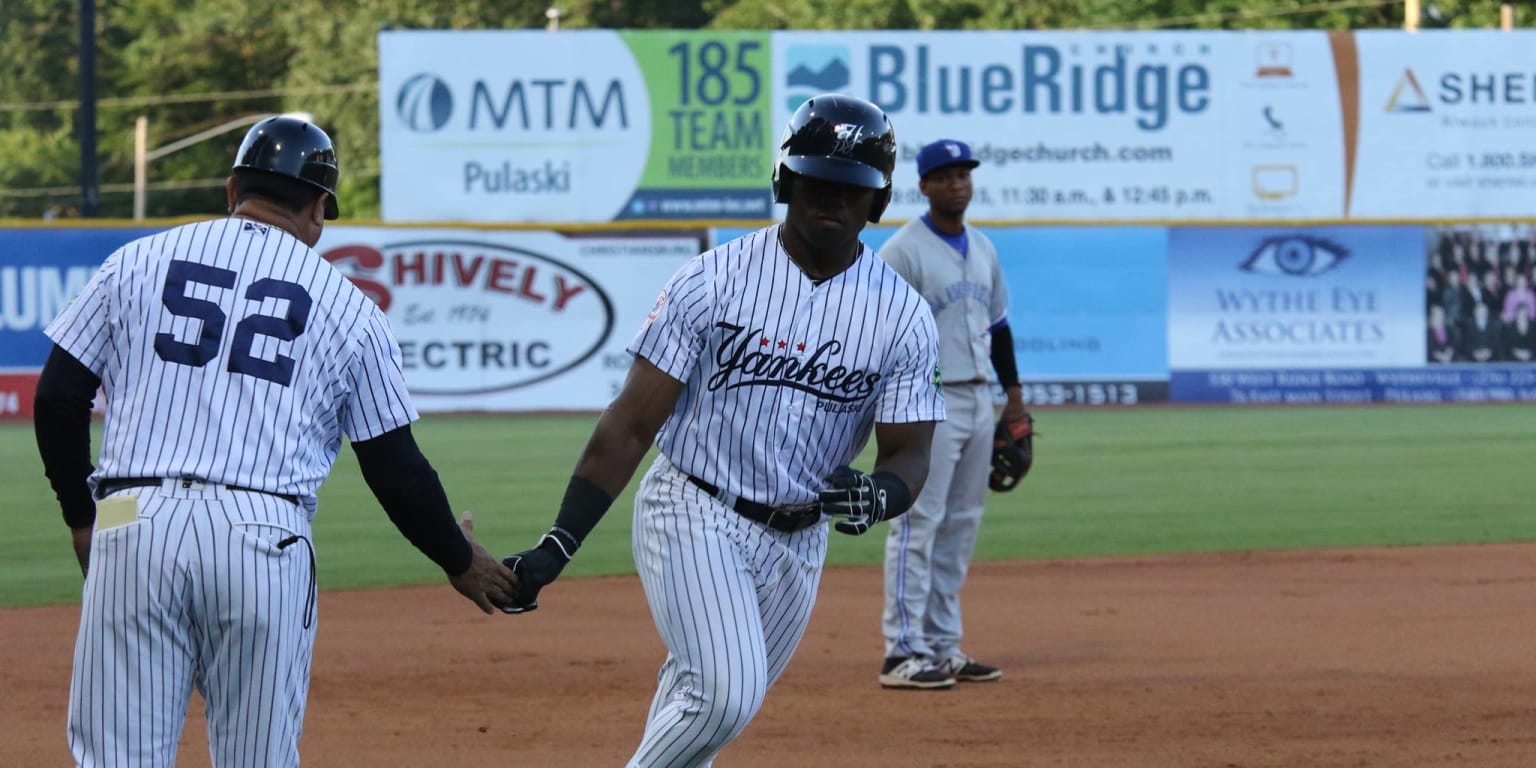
[{"left": 1262, "top": 106, "right": 1283, "bottom": 133}]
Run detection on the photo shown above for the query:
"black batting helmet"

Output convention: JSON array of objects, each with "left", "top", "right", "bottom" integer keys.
[
  {"left": 233, "top": 116, "right": 340, "bottom": 220},
  {"left": 772, "top": 94, "right": 896, "bottom": 222}
]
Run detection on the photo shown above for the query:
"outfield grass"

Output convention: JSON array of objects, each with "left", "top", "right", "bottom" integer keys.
[{"left": 4, "top": 404, "right": 1533, "bottom": 607}]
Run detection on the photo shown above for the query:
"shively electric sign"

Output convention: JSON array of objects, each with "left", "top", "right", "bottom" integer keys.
[
  {"left": 321, "top": 239, "right": 614, "bottom": 395},
  {"left": 312, "top": 227, "right": 701, "bottom": 411}
]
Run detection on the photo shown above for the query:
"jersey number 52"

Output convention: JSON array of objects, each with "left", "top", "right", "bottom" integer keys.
[{"left": 154, "top": 260, "right": 312, "bottom": 387}]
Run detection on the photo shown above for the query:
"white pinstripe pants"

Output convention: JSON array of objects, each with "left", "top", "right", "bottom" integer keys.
[
  {"left": 68, "top": 482, "right": 316, "bottom": 767},
  {"left": 627, "top": 456, "right": 827, "bottom": 768}
]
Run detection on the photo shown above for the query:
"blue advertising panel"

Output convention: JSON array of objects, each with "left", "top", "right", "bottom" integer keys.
[
  {"left": 1172, "top": 367, "right": 1536, "bottom": 404},
  {"left": 1168, "top": 222, "right": 1536, "bottom": 403},
  {"left": 714, "top": 224, "right": 1170, "bottom": 404},
  {"left": 999, "top": 227, "right": 1167, "bottom": 380},
  {"left": 0, "top": 228, "right": 152, "bottom": 369},
  {"left": 1168, "top": 225, "right": 1425, "bottom": 372}
]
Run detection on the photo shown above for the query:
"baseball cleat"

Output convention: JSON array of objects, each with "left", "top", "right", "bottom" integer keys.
[
  {"left": 878, "top": 656, "right": 956, "bottom": 689},
  {"left": 941, "top": 653, "right": 1003, "bottom": 682}
]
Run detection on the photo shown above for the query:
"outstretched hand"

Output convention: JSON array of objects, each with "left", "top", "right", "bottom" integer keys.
[
  {"left": 497, "top": 528, "right": 578, "bottom": 614},
  {"left": 447, "top": 511, "right": 517, "bottom": 614}
]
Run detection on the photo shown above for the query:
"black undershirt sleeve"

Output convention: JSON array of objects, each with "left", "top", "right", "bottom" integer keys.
[
  {"left": 34, "top": 345, "right": 101, "bottom": 529},
  {"left": 989, "top": 323, "right": 1021, "bottom": 389},
  {"left": 553, "top": 475, "right": 613, "bottom": 547},
  {"left": 871, "top": 470, "right": 915, "bottom": 521},
  {"left": 352, "top": 425, "right": 473, "bottom": 576}
]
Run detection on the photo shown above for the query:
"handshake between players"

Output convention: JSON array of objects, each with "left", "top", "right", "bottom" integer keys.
[{"left": 493, "top": 464, "right": 911, "bottom": 614}]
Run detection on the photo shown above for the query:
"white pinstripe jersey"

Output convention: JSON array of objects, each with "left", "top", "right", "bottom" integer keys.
[
  {"left": 879, "top": 220, "right": 1008, "bottom": 384},
  {"left": 630, "top": 224, "right": 944, "bottom": 507},
  {"left": 45, "top": 218, "right": 417, "bottom": 516}
]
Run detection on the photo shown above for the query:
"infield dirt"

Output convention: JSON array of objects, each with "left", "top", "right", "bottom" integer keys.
[{"left": 5, "top": 544, "right": 1535, "bottom": 767}]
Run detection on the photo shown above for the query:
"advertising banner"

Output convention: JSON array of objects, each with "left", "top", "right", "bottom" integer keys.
[
  {"left": 1348, "top": 31, "right": 1536, "bottom": 219},
  {"left": 773, "top": 31, "right": 1348, "bottom": 223},
  {"left": 313, "top": 226, "right": 705, "bottom": 411},
  {"left": 1424, "top": 223, "right": 1536, "bottom": 366},
  {"left": 2, "top": 222, "right": 1524, "bottom": 416},
  {"left": 718, "top": 224, "right": 1172, "bottom": 404},
  {"left": 379, "top": 29, "right": 1536, "bottom": 224},
  {"left": 0, "top": 224, "right": 707, "bottom": 416},
  {"left": 1167, "top": 225, "right": 1426, "bottom": 371},
  {"left": 379, "top": 30, "right": 774, "bottom": 223},
  {"left": 0, "top": 227, "right": 155, "bottom": 370},
  {"left": 1171, "top": 367, "right": 1536, "bottom": 404},
  {"left": 0, "top": 373, "right": 34, "bottom": 417}
]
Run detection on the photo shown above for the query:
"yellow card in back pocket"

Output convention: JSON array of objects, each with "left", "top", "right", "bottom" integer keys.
[{"left": 95, "top": 496, "right": 139, "bottom": 531}]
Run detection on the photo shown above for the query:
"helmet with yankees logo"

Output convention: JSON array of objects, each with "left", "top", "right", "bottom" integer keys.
[{"left": 772, "top": 94, "right": 897, "bottom": 222}]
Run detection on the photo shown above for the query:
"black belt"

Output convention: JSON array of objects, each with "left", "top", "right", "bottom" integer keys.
[
  {"left": 97, "top": 477, "right": 299, "bottom": 506},
  {"left": 685, "top": 475, "right": 822, "bottom": 533},
  {"left": 944, "top": 378, "right": 988, "bottom": 386}
]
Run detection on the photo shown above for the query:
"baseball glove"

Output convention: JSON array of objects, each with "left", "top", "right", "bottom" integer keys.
[{"left": 989, "top": 413, "right": 1035, "bottom": 492}]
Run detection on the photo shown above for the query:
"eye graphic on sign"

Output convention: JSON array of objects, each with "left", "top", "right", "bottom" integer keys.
[{"left": 1241, "top": 236, "right": 1350, "bottom": 277}]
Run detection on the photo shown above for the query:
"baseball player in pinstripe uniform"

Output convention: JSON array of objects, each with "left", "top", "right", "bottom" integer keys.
[
  {"left": 494, "top": 94, "right": 944, "bottom": 766},
  {"left": 875, "top": 139, "right": 1028, "bottom": 689},
  {"left": 32, "top": 116, "right": 514, "bottom": 767}
]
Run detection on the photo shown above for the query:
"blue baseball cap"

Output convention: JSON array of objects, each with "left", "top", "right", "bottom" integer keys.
[{"left": 916, "top": 139, "right": 980, "bottom": 179}]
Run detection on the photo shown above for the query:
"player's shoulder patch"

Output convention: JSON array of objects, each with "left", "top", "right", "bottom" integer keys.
[
  {"left": 931, "top": 364, "right": 944, "bottom": 396},
  {"left": 644, "top": 286, "right": 668, "bottom": 327}
]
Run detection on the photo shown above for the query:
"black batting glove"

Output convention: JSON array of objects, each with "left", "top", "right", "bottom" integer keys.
[
  {"left": 817, "top": 465, "right": 889, "bottom": 536},
  {"left": 498, "top": 527, "right": 578, "bottom": 614}
]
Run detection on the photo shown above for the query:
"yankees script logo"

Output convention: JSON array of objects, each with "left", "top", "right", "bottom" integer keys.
[{"left": 707, "top": 322, "right": 881, "bottom": 403}]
